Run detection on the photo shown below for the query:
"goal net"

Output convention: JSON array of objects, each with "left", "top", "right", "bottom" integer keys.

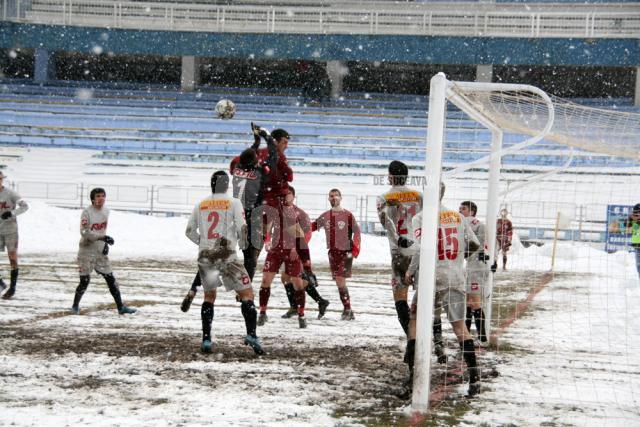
[{"left": 411, "top": 73, "right": 640, "bottom": 425}]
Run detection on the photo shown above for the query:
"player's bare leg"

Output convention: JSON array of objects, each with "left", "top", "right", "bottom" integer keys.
[
  {"left": 258, "top": 272, "right": 276, "bottom": 325},
  {"left": 237, "top": 287, "right": 264, "bottom": 355},
  {"left": 336, "top": 277, "right": 353, "bottom": 320},
  {"left": 201, "top": 289, "right": 217, "bottom": 353},
  {"left": 1, "top": 250, "right": 18, "bottom": 299}
]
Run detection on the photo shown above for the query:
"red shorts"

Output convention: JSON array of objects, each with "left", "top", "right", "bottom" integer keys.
[
  {"left": 328, "top": 250, "right": 353, "bottom": 279},
  {"left": 264, "top": 248, "right": 302, "bottom": 277}
]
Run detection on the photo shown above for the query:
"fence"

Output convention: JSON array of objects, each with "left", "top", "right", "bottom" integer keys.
[
  {"left": 12, "top": 179, "right": 610, "bottom": 243},
  {"left": 2, "top": 0, "right": 639, "bottom": 38}
]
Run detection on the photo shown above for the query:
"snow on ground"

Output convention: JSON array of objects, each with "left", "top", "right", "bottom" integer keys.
[{"left": 0, "top": 147, "right": 639, "bottom": 426}]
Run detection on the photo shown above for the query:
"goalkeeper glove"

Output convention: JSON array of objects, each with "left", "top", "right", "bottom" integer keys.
[
  {"left": 102, "top": 235, "right": 115, "bottom": 245},
  {"left": 1, "top": 211, "right": 12, "bottom": 220}
]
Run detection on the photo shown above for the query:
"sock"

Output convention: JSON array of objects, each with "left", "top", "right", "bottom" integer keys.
[
  {"left": 294, "top": 289, "right": 306, "bottom": 317},
  {"left": 503, "top": 255, "right": 507, "bottom": 268},
  {"left": 465, "top": 306, "right": 473, "bottom": 333},
  {"left": 103, "top": 273, "right": 123, "bottom": 310},
  {"left": 404, "top": 339, "right": 416, "bottom": 369},
  {"left": 338, "top": 287, "right": 351, "bottom": 310},
  {"left": 9, "top": 268, "right": 18, "bottom": 290},
  {"left": 305, "top": 282, "right": 323, "bottom": 303},
  {"left": 462, "top": 339, "right": 480, "bottom": 383},
  {"left": 242, "top": 247, "right": 260, "bottom": 282},
  {"left": 394, "top": 300, "right": 410, "bottom": 336},
  {"left": 201, "top": 302, "right": 214, "bottom": 341},
  {"left": 259, "top": 287, "right": 271, "bottom": 313},
  {"left": 433, "top": 316, "right": 443, "bottom": 347},
  {"left": 473, "top": 308, "right": 487, "bottom": 341},
  {"left": 73, "top": 275, "right": 91, "bottom": 308},
  {"left": 190, "top": 272, "right": 201, "bottom": 293},
  {"left": 241, "top": 300, "right": 258, "bottom": 338},
  {"left": 284, "top": 283, "right": 295, "bottom": 308}
]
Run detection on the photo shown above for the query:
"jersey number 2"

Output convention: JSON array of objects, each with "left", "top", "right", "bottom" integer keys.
[{"left": 207, "top": 211, "right": 220, "bottom": 239}]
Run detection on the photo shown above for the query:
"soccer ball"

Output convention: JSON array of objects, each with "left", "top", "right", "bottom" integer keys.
[{"left": 215, "top": 99, "right": 236, "bottom": 119}]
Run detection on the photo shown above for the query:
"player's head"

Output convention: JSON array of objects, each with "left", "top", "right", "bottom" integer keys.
[
  {"left": 632, "top": 204, "right": 640, "bottom": 217},
  {"left": 459, "top": 201, "right": 477, "bottom": 217},
  {"left": 500, "top": 208, "right": 509, "bottom": 218},
  {"left": 211, "top": 171, "right": 229, "bottom": 194},
  {"left": 328, "top": 188, "right": 342, "bottom": 207},
  {"left": 90, "top": 187, "right": 106, "bottom": 207},
  {"left": 272, "top": 129, "right": 290, "bottom": 153},
  {"left": 440, "top": 181, "right": 445, "bottom": 201},
  {"left": 388, "top": 160, "right": 408, "bottom": 186},
  {"left": 285, "top": 186, "right": 295, "bottom": 205},
  {"left": 239, "top": 148, "right": 258, "bottom": 169}
]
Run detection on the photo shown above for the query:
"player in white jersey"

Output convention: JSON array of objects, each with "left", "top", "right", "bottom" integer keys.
[
  {"left": 0, "top": 171, "right": 28, "bottom": 299},
  {"left": 404, "top": 182, "right": 482, "bottom": 398},
  {"left": 185, "top": 171, "right": 264, "bottom": 355},
  {"left": 459, "top": 201, "right": 490, "bottom": 345},
  {"left": 71, "top": 188, "right": 137, "bottom": 315},
  {"left": 376, "top": 160, "right": 422, "bottom": 337}
]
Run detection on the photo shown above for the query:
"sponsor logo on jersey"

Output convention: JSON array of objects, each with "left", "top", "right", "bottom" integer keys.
[
  {"left": 233, "top": 169, "right": 258, "bottom": 180},
  {"left": 415, "top": 228, "right": 422, "bottom": 238},
  {"left": 440, "top": 211, "right": 461, "bottom": 225},
  {"left": 338, "top": 220, "right": 346, "bottom": 230},
  {"left": 200, "top": 199, "right": 232, "bottom": 210},
  {"left": 385, "top": 191, "right": 421, "bottom": 204},
  {"left": 0, "top": 202, "right": 10, "bottom": 209},
  {"left": 91, "top": 222, "right": 107, "bottom": 231}
]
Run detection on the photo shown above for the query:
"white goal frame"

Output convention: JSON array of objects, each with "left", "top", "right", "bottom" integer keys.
[{"left": 412, "top": 73, "right": 557, "bottom": 413}]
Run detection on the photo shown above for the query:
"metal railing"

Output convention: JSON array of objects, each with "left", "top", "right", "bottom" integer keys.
[
  {"left": 2, "top": 0, "right": 638, "bottom": 38},
  {"left": 12, "top": 179, "right": 610, "bottom": 243}
]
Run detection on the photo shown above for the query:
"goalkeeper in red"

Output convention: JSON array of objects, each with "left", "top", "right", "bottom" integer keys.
[
  {"left": 311, "top": 188, "right": 361, "bottom": 320},
  {"left": 185, "top": 171, "right": 264, "bottom": 355}
]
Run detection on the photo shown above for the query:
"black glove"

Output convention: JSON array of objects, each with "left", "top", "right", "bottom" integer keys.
[
  {"left": 397, "top": 236, "right": 413, "bottom": 249},
  {"left": 258, "top": 128, "right": 270, "bottom": 138},
  {"left": 490, "top": 261, "right": 497, "bottom": 273},
  {"left": 251, "top": 122, "right": 260, "bottom": 136},
  {"left": 478, "top": 252, "right": 491, "bottom": 262},
  {"left": 102, "top": 235, "right": 115, "bottom": 245},
  {"left": 1, "top": 211, "right": 12, "bottom": 220},
  {"left": 102, "top": 243, "right": 109, "bottom": 256}
]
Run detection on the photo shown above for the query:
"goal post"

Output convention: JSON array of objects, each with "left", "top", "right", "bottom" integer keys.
[{"left": 412, "top": 72, "right": 640, "bottom": 415}]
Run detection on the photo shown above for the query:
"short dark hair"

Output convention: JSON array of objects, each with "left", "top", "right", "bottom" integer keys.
[
  {"left": 90, "top": 187, "right": 106, "bottom": 201},
  {"left": 211, "top": 171, "right": 229, "bottom": 194},
  {"left": 288, "top": 185, "right": 295, "bottom": 196},
  {"left": 329, "top": 188, "right": 341, "bottom": 196},
  {"left": 272, "top": 129, "right": 290, "bottom": 141},
  {"left": 239, "top": 148, "right": 257, "bottom": 168},
  {"left": 388, "top": 160, "right": 408, "bottom": 186},
  {"left": 460, "top": 200, "right": 478, "bottom": 216},
  {"left": 633, "top": 203, "right": 640, "bottom": 214}
]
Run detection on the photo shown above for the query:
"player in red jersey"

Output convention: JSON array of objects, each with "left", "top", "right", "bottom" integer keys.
[
  {"left": 258, "top": 186, "right": 310, "bottom": 329},
  {"left": 311, "top": 188, "right": 361, "bottom": 320}
]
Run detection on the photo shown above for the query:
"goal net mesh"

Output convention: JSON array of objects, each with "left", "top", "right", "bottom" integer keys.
[{"left": 420, "top": 80, "right": 640, "bottom": 424}]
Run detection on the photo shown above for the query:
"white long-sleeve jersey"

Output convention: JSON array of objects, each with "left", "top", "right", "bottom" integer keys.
[{"left": 186, "top": 193, "right": 246, "bottom": 252}]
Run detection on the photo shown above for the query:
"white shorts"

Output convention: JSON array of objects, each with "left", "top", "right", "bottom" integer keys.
[
  {"left": 0, "top": 233, "right": 18, "bottom": 252},
  {"left": 198, "top": 250, "right": 251, "bottom": 293},
  {"left": 466, "top": 268, "right": 488, "bottom": 296},
  {"left": 412, "top": 287, "right": 466, "bottom": 323},
  {"left": 77, "top": 253, "right": 112, "bottom": 276}
]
